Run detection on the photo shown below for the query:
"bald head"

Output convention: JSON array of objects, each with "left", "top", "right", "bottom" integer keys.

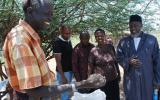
[
  {"left": 79, "top": 31, "right": 90, "bottom": 46},
  {"left": 23, "top": 0, "right": 52, "bottom": 13},
  {"left": 23, "top": 0, "right": 53, "bottom": 32},
  {"left": 60, "top": 25, "right": 71, "bottom": 34},
  {"left": 79, "top": 31, "right": 90, "bottom": 39}
]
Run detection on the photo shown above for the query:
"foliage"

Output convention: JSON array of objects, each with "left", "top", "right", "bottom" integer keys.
[
  {"left": 0, "top": 0, "right": 22, "bottom": 49},
  {"left": 54, "top": 0, "right": 130, "bottom": 35},
  {"left": 0, "top": 0, "right": 159, "bottom": 58}
]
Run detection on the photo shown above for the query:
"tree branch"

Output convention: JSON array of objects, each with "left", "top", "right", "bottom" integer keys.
[{"left": 141, "top": 0, "right": 154, "bottom": 14}]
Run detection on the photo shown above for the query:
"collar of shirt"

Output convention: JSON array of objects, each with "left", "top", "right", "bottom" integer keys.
[
  {"left": 19, "top": 19, "right": 41, "bottom": 44},
  {"left": 59, "top": 35, "right": 70, "bottom": 42},
  {"left": 133, "top": 37, "right": 141, "bottom": 51},
  {"left": 80, "top": 43, "right": 90, "bottom": 48}
]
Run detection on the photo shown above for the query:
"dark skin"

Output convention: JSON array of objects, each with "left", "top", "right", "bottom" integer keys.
[
  {"left": 129, "top": 21, "right": 142, "bottom": 67},
  {"left": 89, "top": 31, "right": 120, "bottom": 79},
  {"left": 26, "top": 74, "right": 106, "bottom": 99},
  {"left": 22, "top": 0, "right": 106, "bottom": 99},
  {"left": 88, "top": 31, "right": 107, "bottom": 75},
  {"left": 24, "top": 0, "right": 53, "bottom": 33},
  {"left": 129, "top": 21, "right": 142, "bottom": 37},
  {"left": 80, "top": 34, "right": 90, "bottom": 46},
  {"left": 61, "top": 26, "right": 71, "bottom": 40},
  {"left": 54, "top": 26, "right": 71, "bottom": 84},
  {"left": 94, "top": 31, "right": 105, "bottom": 47},
  {"left": 23, "top": 0, "right": 55, "bottom": 98},
  {"left": 73, "top": 33, "right": 90, "bottom": 81}
]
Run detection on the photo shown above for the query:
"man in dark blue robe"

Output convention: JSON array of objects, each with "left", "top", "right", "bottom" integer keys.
[{"left": 117, "top": 14, "right": 160, "bottom": 100}]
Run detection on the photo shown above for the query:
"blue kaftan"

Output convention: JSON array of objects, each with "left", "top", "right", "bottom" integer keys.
[{"left": 117, "top": 32, "right": 160, "bottom": 100}]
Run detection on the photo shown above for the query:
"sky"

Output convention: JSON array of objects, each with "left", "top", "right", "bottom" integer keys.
[
  {"left": 127, "top": 0, "right": 160, "bottom": 31},
  {"left": 124, "top": 0, "right": 160, "bottom": 44}
]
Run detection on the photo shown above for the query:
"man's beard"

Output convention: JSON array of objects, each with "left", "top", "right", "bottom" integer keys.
[{"left": 131, "top": 31, "right": 141, "bottom": 38}]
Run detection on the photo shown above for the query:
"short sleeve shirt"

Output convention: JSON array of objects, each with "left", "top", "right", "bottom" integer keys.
[
  {"left": 53, "top": 36, "right": 73, "bottom": 72},
  {"left": 88, "top": 44, "right": 118, "bottom": 82},
  {"left": 3, "top": 20, "right": 55, "bottom": 92}
]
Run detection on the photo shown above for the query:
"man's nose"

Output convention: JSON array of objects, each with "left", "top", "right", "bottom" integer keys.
[{"left": 130, "top": 26, "right": 136, "bottom": 30}]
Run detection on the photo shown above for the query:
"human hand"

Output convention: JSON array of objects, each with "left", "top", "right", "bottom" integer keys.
[
  {"left": 61, "top": 76, "right": 68, "bottom": 84},
  {"left": 129, "top": 56, "right": 142, "bottom": 67}
]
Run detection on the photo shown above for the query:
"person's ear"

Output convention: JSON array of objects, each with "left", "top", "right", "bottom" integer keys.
[{"left": 26, "top": 7, "right": 33, "bottom": 14}]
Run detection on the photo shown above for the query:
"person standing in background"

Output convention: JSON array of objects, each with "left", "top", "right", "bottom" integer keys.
[
  {"left": 104, "top": 35, "right": 121, "bottom": 82},
  {"left": 104, "top": 36, "right": 113, "bottom": 45},
  {"left": 117, "top": 14, "right": 160, "bottom": 100},
  {"left": 88, "top": 28, "right": 120, "bottom": 100},
  {"left": 72, "top": 31, "right": 94, "bottom": 93},
  {"left": 53, "top": 25, "right": 73, "bottom": 100}
]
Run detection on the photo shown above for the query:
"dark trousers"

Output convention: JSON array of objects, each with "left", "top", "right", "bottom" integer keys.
[
  {"left": 16, "top": 91, "right": 29, "bottom": 100},
  {"left": 100, "top": 78, "right": 120, "bottom": 100}
]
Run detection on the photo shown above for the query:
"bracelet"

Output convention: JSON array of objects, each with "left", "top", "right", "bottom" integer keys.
[{"left": 71, "top": 84, "right": 77, "bottom": 92}]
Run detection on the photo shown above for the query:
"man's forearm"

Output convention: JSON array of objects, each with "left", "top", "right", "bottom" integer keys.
[
  {"left": 25, "top": 74, "right": 105, "bottom": 98},
  {"left": 25, "top": 86, "right": 56, "bottom": 99},
  {"left": 56, "top": 81, "right": 86, "bottom": 92},
  {"left": 25, "top": 84, "right": 78, "bottom": 98},
  {"left": 56, "top": 84, "right": 73, "bottom": 92},
  {"left": 56, "top": 80, "right": 89, "bottom": 92},
  {"left": 74, "top": 73, "right": 81, "bottom": 82},
  {"left": 55, "top": 54, "right": 65, "bottom": 77},
  {"left": 25, "top": 85, "right": 72, "bottom": 99},
  {"left": 57, "top": 64, "right": 64, "bottom": 74}
]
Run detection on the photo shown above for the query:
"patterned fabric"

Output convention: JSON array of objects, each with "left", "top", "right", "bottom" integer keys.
[
  {"left": 72, "top": 43, "right": 94, "bottom": 81},
  {"left": 88, "top": 44, "right": 118, "bottom": 82},
  {"left": 3, "top": 19, "right": 55, "bottom": 92}
]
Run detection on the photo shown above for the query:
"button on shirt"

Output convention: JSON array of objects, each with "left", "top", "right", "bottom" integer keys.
[{"left": 3, "top": 20, "right": 55, "bottom": 92}]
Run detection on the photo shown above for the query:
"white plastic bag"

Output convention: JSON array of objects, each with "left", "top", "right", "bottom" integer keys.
[{"left": 71, "top": 89, "right": 106, "bottom": 100}]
